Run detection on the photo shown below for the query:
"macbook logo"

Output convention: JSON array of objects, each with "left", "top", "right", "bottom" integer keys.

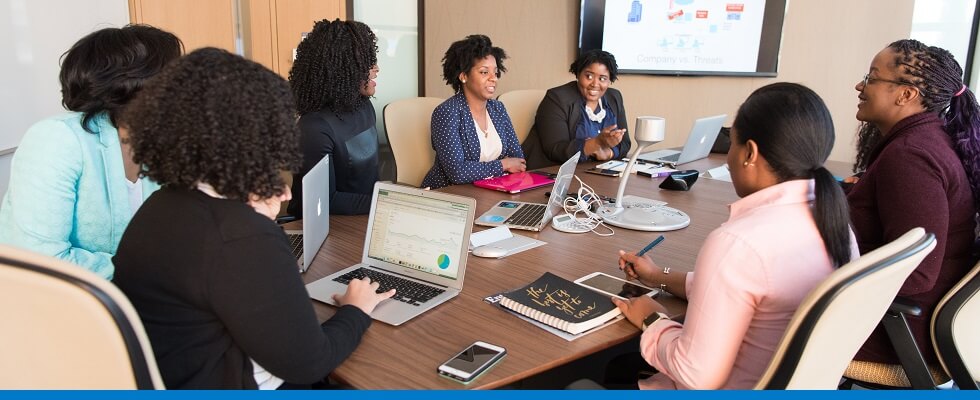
[
  {"left": 699, "top": 135, "right": 706, "bottom": 144},
  {"left": 317, "top": 198, "right": 322, "bottom": 216}
]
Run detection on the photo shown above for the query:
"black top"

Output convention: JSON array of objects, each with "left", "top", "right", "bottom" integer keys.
[
  {"left": 289, "top": 102, "right": 379, "bottom": 217},
  {"left": 113, "top": 188, "right": 372, "bottom": 389},
  {"left": 522, "top": 81, "right": 631, "bottom": 169}
]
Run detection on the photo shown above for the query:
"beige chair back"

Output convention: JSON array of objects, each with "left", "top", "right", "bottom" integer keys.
[
  {"left": 497, "top": 89, "right": 546, "bottom": 144},
  {"left": 754, "top": 228, "right": 937, "bottom": 389},
  {"left": 0, "top": 245, "right": 164, "bottom": 389},
  {"left": 384, "top": 97, "right": 443, "bottom": 187},
  {"left": 932, "top": 259, "right": 980, "bottom": 389}
]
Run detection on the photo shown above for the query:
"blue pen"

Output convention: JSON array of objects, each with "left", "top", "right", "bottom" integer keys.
[
  {"left": 636, "top": 235, "right": 665, "bottom": 257},
  {"left": 624, "top": 235, "right": 665, "bottom": 278}
]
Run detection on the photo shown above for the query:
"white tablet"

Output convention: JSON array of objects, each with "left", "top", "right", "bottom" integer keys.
[{"left": 574, "top": 272, "right": 660, "bottom": 300}]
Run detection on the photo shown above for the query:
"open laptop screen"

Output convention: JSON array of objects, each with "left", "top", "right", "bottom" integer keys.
[{"left": 366, "top": 189, "right": 470, "bottom": 280}]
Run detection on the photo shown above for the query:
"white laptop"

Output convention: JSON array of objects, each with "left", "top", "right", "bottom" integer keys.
[
  {"left": 285, "top": 155, "right": 330, "bottom": 273},
  {"left": 305, "top": 182, "right": 476, "bottom": 326},
  {"left": 638, "top": 114, "right": 727, "bottom": 166},
  {"left": 475, "top": 152, "right": 579, "bottom": 231}
]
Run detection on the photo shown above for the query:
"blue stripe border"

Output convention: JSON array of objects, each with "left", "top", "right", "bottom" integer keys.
[{"left": 0, "top": 390, "right": 974, "bottom": 399}]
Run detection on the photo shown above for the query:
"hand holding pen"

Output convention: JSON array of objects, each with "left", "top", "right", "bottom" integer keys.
[{"left": 619, "top": 235, "right": 665, "bottom": 281}]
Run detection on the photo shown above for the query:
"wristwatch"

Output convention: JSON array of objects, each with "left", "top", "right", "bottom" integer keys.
[{"left": 641, "top": 312, "right": 670, "bottom": 331}]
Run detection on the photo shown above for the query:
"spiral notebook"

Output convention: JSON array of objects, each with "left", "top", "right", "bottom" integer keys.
[{"left": 496, "top": 272, "right": 622, "bottom": 335}]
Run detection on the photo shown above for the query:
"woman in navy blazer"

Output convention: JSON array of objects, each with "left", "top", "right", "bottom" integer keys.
[{"left": 421, "top": 35, "right": 525, "bottom": 189}]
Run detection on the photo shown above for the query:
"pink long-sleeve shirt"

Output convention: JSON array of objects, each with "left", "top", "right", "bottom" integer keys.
[{"left": 638, "top": 179, "right": 858, "bottom": 389}]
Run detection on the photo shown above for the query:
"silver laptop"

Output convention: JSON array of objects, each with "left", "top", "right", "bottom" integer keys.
[
  {"left": 285, "top": 155, "right": 330, "bottom": 273},
  {"left": 639, "top": 114, "right": 727, "bottom": 166},
  {"left": 475, "top": 152, "right": 579, "bottom": 231},
  {"left": 306, "top": 182, "right": 476, "bottom": 326}
]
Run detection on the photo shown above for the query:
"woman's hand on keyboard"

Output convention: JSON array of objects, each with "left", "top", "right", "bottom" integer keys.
[{"left": 333, "top": 277, "right": 396, "bottom": 315}]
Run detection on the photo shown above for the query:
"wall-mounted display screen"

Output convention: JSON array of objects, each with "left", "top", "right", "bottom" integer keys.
[{"left": 579, "top": 0, "right": 788, "bottom": 77}]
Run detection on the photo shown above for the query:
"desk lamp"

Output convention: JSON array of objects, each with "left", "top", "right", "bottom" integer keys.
[{"left": 598, "top": 116, "right": 690, "bottom": 231}]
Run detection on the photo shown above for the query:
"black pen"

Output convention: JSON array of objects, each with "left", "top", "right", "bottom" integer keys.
[{"left": 623, "top": 235, "right": 665, "bottom": 279}]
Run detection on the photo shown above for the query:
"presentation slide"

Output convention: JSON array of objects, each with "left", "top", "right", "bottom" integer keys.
[{"left": 602, "top": 0, "right": 767, "bottom": 73}]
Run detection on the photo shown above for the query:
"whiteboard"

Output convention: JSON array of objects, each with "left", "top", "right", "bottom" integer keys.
[{"left": 0, "top": 0, "right": 129, "bottom": 151}]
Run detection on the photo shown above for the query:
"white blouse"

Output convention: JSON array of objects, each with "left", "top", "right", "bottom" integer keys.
[
  {"left": 474, "top": 111, "right": 503, "bottom": 162},
  {"left": 124, "top": 178, "right": 144, "bottom": 217}
]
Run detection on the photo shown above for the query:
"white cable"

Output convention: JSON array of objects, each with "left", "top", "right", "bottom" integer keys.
[{"left": 554, "top": 175, "right": 615, "bottom": 237}]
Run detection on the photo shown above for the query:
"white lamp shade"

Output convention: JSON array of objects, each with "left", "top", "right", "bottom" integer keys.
[{"left": 634, "top": 116, "right": 666, "bottom": 143}]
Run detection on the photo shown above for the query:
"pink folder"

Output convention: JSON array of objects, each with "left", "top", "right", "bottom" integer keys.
[{"left": 473, "top": 171, "right": 555, "bottom": 194}]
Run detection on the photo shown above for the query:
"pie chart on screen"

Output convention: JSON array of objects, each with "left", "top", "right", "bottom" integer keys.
[{"left": 437, "top": 254, "right": 451, "bottom": 269}]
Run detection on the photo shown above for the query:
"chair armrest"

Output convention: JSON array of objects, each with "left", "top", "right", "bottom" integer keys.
[
  {"left": 880, "top": 301, "right": 935, "bottom": 389},
  {"left": 887, "top": 297, "right": 922, "bottom": 317}
]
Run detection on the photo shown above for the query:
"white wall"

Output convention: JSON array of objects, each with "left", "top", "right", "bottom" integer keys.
[{"left": 0, "top": 0, "right": 129, "bottom": 198}]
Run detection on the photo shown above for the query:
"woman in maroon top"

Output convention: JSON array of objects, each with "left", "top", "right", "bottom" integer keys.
[{"left": 847, "top": 39, "right": 980, "bottom": 370}]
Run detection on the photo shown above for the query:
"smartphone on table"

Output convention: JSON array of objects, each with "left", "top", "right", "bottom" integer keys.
[
  {"left": 584, "top": 167, "right": 622, "bottom": 177},
  {"left": 575, "top": 272, "right": 660, "bottom": 299},
  {"left": 437, "top": 341, "right": 507, "bottom": 384}
]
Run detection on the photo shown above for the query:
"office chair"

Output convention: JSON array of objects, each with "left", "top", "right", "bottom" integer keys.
[
  {"left": 934, "top": 259, "right": 980, "bottom": 389},
  {"left": 0, "top": 245, "right": 164, "bottom": 389},
  {"left": 497, "top": 89, "right": 546, "bottom": 144},
  {"left": 841, "top": 261, "right": 980, "bottom": 390},
  {"left": 755, "top": 228, "right": 937, "bottom": 389},
  {"left": 384, "top": 97, "right": 443, "bottom": 187}
]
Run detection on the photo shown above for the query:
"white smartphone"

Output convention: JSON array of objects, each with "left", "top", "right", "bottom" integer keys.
[
  {"left": 575, "top": 272, "right": 660, "bottom": 300},
  {"left": 437, "top": 341, "right": 507, "bottom": 383}
]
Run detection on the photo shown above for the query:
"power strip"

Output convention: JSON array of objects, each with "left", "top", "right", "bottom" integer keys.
[{"left": 551, "top": 213, "right": 593, "bottom": 234}]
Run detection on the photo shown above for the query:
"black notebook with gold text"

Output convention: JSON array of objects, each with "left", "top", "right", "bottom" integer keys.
[{"left": 498, "top": 272, "right": 621, "bottom": 335}]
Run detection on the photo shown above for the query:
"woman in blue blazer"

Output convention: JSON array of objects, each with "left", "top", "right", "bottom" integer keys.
[
  {"left": 421, "top": 35, "right": 525, "bottom": 189},
  {"left": 0, "top": 25, "right": 182, "bottom": 279}
]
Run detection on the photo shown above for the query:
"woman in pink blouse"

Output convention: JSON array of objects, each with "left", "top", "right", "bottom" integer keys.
[{"left": 613, "top": 82, "right": 859, "bottom": 389}]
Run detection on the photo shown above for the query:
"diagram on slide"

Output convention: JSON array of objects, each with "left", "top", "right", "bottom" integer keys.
[{"left": 607, "top": 0, "right": 766, "bottom": 72}]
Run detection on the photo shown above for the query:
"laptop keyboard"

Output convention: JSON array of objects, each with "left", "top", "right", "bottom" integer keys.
[
  {"left": 658, "top": 153, "right": 680, "bottom": 162},
  {"left": 504, "top": 204, "right": 547, "bottom": 227},
  {"left": 332, "top": 267, "right": 445, "bottom": 306},
  {"left": 287, "top": 233, "right": 303, "bottom": 259}
]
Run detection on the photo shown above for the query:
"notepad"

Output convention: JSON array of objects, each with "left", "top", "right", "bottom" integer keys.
[{"left": 498, "top": 272, "right": 621, "bottom": 335}]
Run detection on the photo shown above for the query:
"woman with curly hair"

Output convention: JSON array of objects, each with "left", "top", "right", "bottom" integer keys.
[
  {"left": 843, "top": 39, "right": 979, "bottom": 380},
  {"left": 523, "top": 49, "right": 631, "bottom": 169},
  {"left": 287, "top": 19, "right": 380, "bottom": 216},
  {"left": 421, "top": 34, "right": 525, "bottom": 189},
  {"left": 112, "top": 48, "right": 394, "bottom": 389},
  {"left": 0, "top": 25, "right": 181, "bottom": 279}
]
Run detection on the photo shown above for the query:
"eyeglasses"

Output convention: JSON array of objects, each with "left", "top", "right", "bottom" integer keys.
[{"left": 861, "top": 73, "right": 913, "bottom": 88}]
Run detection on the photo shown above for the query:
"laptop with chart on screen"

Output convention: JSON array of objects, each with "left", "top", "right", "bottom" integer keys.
[{"left": 305, "top": 182, "right": 476, "bottom": 326}]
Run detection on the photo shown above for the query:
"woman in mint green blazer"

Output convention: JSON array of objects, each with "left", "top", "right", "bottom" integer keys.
[{"left": 0, "top": 25, "right": 182, "bottom": 279}]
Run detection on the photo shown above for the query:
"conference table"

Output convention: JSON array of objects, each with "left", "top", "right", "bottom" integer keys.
[{"left": 299, "top": 154, "right": 854, "bottom": 389}]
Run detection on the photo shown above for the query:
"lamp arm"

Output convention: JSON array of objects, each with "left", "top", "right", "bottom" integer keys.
[{"left": 614, "top": 141, "right": 655, "bottom": 208}]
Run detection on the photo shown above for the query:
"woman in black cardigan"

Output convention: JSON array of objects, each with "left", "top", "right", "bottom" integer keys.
[
  {"left": 113, "top": 48, "right": 394, "bottom": 389},
  {"left": 523, "top": 50, "right": 631, "bottom": 169},
  {"left": 288, "top": 19, "right": 381, "bottom": 216}
]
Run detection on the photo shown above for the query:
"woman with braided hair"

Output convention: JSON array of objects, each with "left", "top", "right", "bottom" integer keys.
[
  {"left": 287, "top": 19, "right": 380, "bottom": 216},
  {"left": 845, "top": 39, "right": 979, "bottom": 378}
]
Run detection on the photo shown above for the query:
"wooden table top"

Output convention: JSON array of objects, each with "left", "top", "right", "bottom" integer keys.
[{"left": 300, "top": 154, "right": 853, "bottom": 389}]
